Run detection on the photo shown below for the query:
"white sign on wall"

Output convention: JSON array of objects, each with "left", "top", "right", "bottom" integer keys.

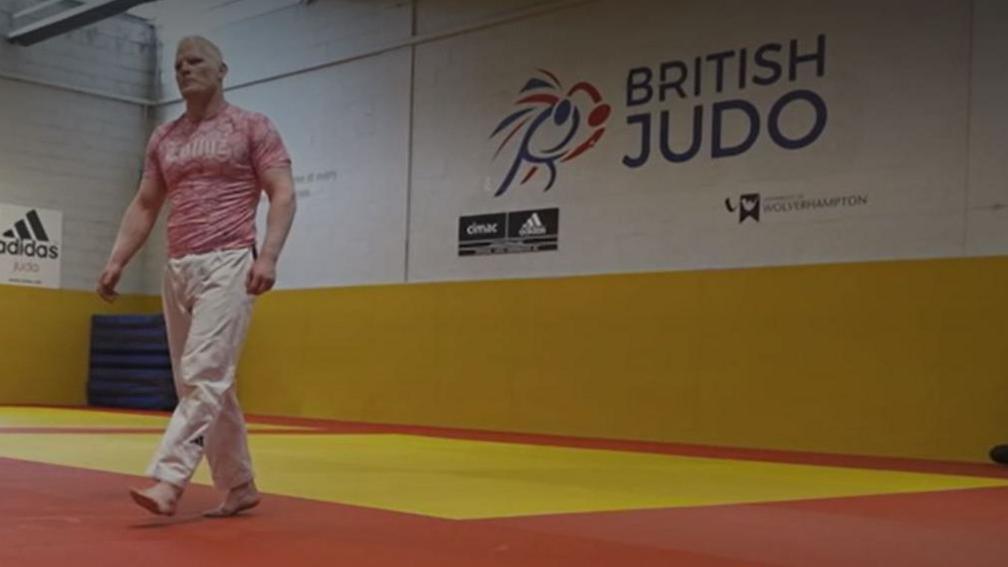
[
  {"left": 0, "top": 204, "right": 62, "bottom": 289},
  {"left": 406, "top": 0, "right": 973, "bottom": 283}
]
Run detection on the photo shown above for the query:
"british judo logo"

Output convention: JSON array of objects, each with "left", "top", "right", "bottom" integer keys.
[{"left": 489, "top": 69, "right": 611, "bottom": 197}]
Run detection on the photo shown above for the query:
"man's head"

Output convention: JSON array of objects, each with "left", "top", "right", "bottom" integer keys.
[{"left": 175, "top": 36, "right": 227, "bottom": 100}]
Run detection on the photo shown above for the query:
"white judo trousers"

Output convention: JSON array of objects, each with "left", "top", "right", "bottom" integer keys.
[{"left": 147, "top": 248, "right": 256, "bottom": 490}]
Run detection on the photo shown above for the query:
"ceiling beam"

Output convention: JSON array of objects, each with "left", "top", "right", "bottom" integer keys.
[
  {"left": 13, "top": 0, "right": 85, "bottom": 21},
  {"left": 7, "top": 0, "right": 155, "bottom": 46}
]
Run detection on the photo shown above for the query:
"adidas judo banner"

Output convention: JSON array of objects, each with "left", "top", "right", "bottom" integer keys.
[{"left": 0, "top": 203, "right": 62, "bottom": 289}]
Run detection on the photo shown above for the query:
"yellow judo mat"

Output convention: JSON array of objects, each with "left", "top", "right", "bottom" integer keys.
[{"left": 2, "top": 406, "right": 1007, "bottom": 520}]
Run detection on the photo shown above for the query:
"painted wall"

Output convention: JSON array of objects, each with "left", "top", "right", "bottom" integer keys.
[
  {"left": 10, "top": 0, "right": 1004, "bottom": 461},
  {"left": 0, "top": 0, "right": 155, "bottom": 292},
  {"left": 966, "top": 0, "right": 1008, "bottom": 254},
  {"left": 0, "top": 1, "right": 159, "bottom": 404}
]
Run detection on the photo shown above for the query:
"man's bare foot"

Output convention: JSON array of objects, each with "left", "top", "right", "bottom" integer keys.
[
  {"left": 203, "top": 480, "right": 261, "bottom": 518},
  {"left": 129, "top": 481, "right": 182, "bottom": 516}
]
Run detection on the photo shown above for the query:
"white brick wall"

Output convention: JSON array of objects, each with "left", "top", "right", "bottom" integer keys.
[
  {"left": 7, "top": 0, "right": 1000, "bottom": 293},
  {"left": 966, "top": 0, "right": 1008, "bottom": 254},
  {"left": 0, "top": 0, "right": 156, "bottom": 292},
  {"left": 415, "top": 0, "right": 552, "bottom": 34}
]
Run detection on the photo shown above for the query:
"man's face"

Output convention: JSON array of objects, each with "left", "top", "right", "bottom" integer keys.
[{"left": 174, "top": 41, "right": 225, "bottom": 98}]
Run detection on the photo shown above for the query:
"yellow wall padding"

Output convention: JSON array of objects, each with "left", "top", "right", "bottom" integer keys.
[
  {"left": 237, "top": 256, "right": 1008, "bottom": 463},
  {"left": 7, "top": 256, "right": 1005, "bottom": 463},
  {"left": 0, "top": 287, "right": 160, "bottom": 405}
]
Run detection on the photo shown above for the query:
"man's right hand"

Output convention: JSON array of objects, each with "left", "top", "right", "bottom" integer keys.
[{"left": 96, "top": 263, "right": 123, "bottom": 303}]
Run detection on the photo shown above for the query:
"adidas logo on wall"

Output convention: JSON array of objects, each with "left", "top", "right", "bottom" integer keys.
[
  {"left": 0, "top": 204, "right": 62, "bottom": 289},
  {"left": 0, "top": 209, "right": 60, "bottom": 259},
  {"left": 518, "top": 213, "right": 548, "bottom": 237},
  {"left": 3, "top": 209, "right": 51, "bottom": 242},
  {"left": 459, "top": 208, "right": 558, "bottom": 256}
]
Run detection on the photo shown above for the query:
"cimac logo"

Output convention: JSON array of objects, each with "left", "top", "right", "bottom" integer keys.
[{"left": 490, "top": 69, "right": 611, "bottom": 197}]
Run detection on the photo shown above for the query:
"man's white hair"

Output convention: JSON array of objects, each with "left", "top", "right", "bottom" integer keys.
[{"left": 177, "top": 35, "right": 224, "bottom": 65}]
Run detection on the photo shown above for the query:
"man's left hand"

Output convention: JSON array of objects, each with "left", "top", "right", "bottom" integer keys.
[{"left": 246, "top": 257, "right": 277, "bottom": 295}]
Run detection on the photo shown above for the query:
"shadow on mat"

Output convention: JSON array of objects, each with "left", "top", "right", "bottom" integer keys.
[{"left": 128, "top": 510, "right": 259, "bottom": 528}]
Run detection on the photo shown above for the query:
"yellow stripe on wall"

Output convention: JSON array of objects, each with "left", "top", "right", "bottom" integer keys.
[
  {"left": 0, "top": 286, "right": 160, "bottom": 405},
  {"left": 239, "top": 256, "right": 1008, "bottom": 463}
]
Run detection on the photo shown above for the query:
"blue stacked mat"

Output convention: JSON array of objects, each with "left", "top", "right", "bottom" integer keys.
[{"left": 87, "top": 314, "right": 177, "bottom": 411}]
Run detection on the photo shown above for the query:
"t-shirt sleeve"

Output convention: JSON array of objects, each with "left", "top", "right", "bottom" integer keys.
[
  {"left": 250, "top": 114, "right": 292, "bottom": 178},
  {"left": 142, "top": 125, "right": 166, "bottom": 182}
]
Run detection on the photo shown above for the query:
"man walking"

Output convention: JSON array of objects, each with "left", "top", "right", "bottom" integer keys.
[{"left": 97, "top": 35, "right": 296, "bottom": 517}]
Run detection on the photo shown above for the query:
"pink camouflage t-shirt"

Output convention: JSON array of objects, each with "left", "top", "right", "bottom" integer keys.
[{"left": 143, "top": 103, "right": 291, "bottom": 258}]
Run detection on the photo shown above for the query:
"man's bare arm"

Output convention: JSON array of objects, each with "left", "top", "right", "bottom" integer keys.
[
  {"left": 96, "top": 175, "right": 167, "bottom": 302},
  {"left": 246, "top": 166, "right": 296, "bottom": 295}
]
